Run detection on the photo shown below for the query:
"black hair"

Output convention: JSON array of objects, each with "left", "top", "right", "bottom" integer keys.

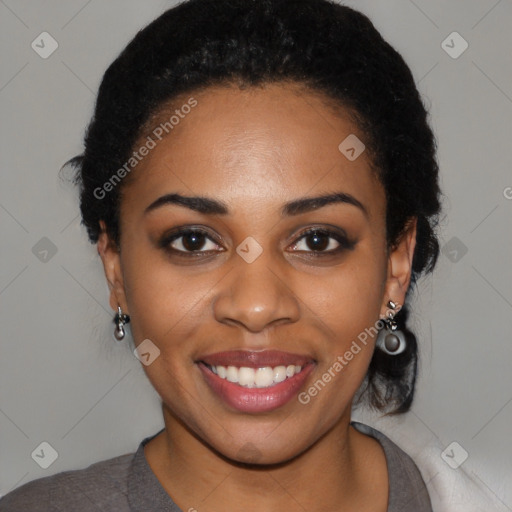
[{"left": 69, "top": 0, "right": 442, "bottom": 414}]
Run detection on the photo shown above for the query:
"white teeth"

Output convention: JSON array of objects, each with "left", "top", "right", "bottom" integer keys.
[
  {"left": 255, "top": 367, "right": 274, "bottom": 388},
  {"left": 273, "top": 366, "right": 287, "bottom": 383},
  {"left": 208, "top": 363, "right": 304, "bottom": 388},
  {"left": 226, "top": 366, "right": 239, "bottom": 383},
  {"left": 238, "top": 367, "right": 255, "bottom": 387}
]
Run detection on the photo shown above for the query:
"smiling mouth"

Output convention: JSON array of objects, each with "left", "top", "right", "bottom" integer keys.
[
  {"left": 203, "top": 363, "right": 305, "bottom": 389},
  {"left": 196, "top": 349, "right": 315, "bottom": 412}
]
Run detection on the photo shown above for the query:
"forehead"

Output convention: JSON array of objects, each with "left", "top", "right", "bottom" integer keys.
[{"left": 124, "top": 83, "right": 384, "bottom": 216}]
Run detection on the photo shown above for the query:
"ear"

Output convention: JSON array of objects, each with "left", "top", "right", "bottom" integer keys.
[
  {"left": 380, "top": 217, "right": 417, "bottom": 317},
  {"left": 97, "top": 220, "right": 129, "bottom": 313}
]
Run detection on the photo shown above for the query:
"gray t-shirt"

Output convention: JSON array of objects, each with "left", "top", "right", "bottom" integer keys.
[{"left": 0, "top": 421, "right": 432, "bottom": 511}]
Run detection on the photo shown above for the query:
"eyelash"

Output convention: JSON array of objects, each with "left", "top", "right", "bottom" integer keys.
[{"left": 159, "top": 226, "right": 356, "bottom": 258}]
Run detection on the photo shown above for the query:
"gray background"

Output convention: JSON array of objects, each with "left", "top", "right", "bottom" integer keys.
[{"left": 1, "top": 0, "right": 511, "bottom": 507}]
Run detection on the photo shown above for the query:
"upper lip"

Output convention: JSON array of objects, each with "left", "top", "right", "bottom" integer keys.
[{"left": 198, "top": 350, "right": 314, "bottom": 368}]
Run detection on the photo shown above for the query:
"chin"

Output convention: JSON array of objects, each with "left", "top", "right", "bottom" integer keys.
[{"left": 201, "top": 416, "right": 317, "bottom": 466}]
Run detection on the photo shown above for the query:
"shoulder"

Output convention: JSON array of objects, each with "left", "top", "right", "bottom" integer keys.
[
  {"left": 0, "top": 452, "right": 134, "bottom": 512},
  {"left": 351, "top": 421, "right": 433, "bottom": 512}
]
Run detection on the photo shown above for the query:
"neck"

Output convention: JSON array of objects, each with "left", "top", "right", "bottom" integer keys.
[{"left": 144, "top": 404, "right": 387, "bottom": 512}]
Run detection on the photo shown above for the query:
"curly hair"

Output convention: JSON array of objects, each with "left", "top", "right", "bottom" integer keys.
[{"left": 69, "top": 0, "right": 442, "bottom": 414}]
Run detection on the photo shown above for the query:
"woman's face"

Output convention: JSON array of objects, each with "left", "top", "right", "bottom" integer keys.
[{"left": 99, "top": 83, "right": 416, "bottom": 464}]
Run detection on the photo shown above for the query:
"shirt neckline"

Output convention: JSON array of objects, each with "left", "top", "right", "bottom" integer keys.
[{"left": 127, "top": 422, "right": 407, "bottom": 511}]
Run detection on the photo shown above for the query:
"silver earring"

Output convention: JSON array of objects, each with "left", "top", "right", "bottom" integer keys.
[
  {"left": 113, "top": 306, "right": 130, "bottom": 341},
  {"left": 376, "top": 300, "right": 406, "bottom": 355}
]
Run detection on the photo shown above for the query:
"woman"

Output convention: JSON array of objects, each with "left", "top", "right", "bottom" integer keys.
[{"left": 1, "top": 0, "right": 441, "bottom": 510}]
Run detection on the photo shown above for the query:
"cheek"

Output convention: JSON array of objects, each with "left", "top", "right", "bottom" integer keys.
[
  {"left": 121, "top": 250, "right": 211, "bottom": 420},
  {"left": 121, "top": 243, "right": 211, "bottom": 343},
  {"left": 298, "top": 246, "right": 386, "bottom": 339},
  {"left": 294, "top": 245, "right": 386, "bottom": 398}
]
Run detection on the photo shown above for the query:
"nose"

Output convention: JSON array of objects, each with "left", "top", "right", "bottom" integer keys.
[{"left": 213, "top": 249, "right": 301, "bottom": 333}]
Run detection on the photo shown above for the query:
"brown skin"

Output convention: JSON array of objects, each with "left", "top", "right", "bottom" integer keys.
[{"left": 98, "top": 83, "right": 417, "bottom": 511}]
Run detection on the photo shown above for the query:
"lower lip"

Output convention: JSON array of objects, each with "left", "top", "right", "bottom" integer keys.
[{"left": 198, "top": 363, "right": 314, "bottom": 413}]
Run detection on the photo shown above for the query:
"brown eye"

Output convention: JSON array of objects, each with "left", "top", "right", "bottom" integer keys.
[
  {"left": 160, "top": 228, "right": 222, "bottom": 254},
  {"left": 303, "top": 231, "right": 331, "bottom": 251},
  {"left": 178, "top": 231, "right": 208, "bottom": 251},
  {"left": 290, "top": 228, "right": 356, "bottom": 254}
]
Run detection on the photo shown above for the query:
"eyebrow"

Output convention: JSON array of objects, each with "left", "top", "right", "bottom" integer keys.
[{"left": 144, "top": 192, "right": 368, "bottom": 218}]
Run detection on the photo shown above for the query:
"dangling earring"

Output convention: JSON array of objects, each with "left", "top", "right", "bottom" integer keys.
[
  {"left": 376, "top": 300, "right": 406, "bottom": 355},
  {"left": 113, "top": 306, "right": 130, "bottom": 341}
]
